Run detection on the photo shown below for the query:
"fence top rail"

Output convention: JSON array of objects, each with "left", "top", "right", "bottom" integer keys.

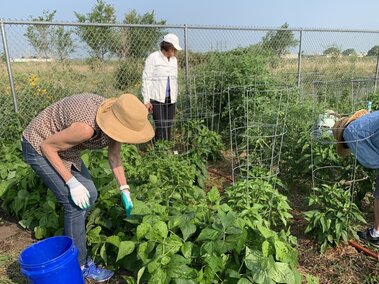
[{"left": 1, "top": 19, "right": 379, "bottom": 34}]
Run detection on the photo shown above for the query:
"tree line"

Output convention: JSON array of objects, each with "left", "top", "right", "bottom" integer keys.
[
  {"left": 3, "top": 0, "right": 378, "bottom": 62},
  {"left": 24, "top": 0, "right": 166, "bottom": 62}
]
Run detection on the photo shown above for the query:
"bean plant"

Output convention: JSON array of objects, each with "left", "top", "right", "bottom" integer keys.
[{"left": 304, "top": 184, "right": 366, "bottom": 253}]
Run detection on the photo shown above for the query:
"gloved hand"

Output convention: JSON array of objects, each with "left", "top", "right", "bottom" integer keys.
[
  {"left": 120, "top": 185, "right": 133, "bottom": 218},
  {"left": 66, "top": 176, "right": 90, "bottom": 210}
]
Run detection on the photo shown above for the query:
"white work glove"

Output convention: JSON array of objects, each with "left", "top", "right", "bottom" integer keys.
[
  {"left": 120, "top": 185, "right": 133, "bottom": 218},
  {"left": 66, "top": 176, "right": 90, "bottom": 210}
]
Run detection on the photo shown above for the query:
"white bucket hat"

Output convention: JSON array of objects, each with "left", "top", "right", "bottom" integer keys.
[{"left": 163, "top": 33, "right": 182, "bottom": 51}]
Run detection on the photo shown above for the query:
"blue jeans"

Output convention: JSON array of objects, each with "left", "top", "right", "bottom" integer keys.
[{"left": 21, "top": 138, "right": 98, "bottom": 265}]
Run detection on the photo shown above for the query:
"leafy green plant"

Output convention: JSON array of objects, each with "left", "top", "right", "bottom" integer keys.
[
  {"left": 225, "top": 177, "right": 293, "bottom": 228},
  {"left": 114, "top": 59, "right": 144, "bottom": 91},
  {"left": 80, "top": 146, "right": 301, "bottom": 283},
  {"left": 0, "top": 135, "right": 302, "bottom": 283},
  {"left": 297, "top": 132, "right": 376, "bottom": 207},
  {"left": 241, "top": 219, "right": 300, "bottom": 284},
  {"left": 304, "top": 184, "right": 366, "bottom": 253},
  {"left": 181, "top": 119, "right": 224, "bottom": 161},
  {"left": 0, "top": 143, "right": 62, "bottom": 239}
]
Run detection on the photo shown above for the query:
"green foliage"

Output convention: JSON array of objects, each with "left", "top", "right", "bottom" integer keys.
[
  {"left": 0, "top": 143, "right": 63, "bottom": 239},
  {"left": 342, "top": 48, "right": 357, "bottom": 57},
  {"left": 304, "top": 184, "right": 366, "bottom": 253},
  {"left": 75, "top": 0, "right": 117, "bottom": 60},
  {"left": 0, "top": 52, "right": 6, "bottom": 63},
  {"left": 225, "top": 174, "right": 293, "bottom": 228},
  {"left": 13, "top": 73, "right": 74, "bottom": 129},
  {"left": 25, "top": 10, "right": 56, "bottom": 58},
  {"left": 298, "top": 136, "right": 341, "bottom": 176},
  {"left": 296, "top": 126, "right": 376, "bottom": 207},
  {"left": 113, "top": 9, "right": 166, "bottom": 59},
  {"left": 367, "top": 45, "right": 379, "bottom": 56},
  {"left": 0, "top": 138, "right": 301, "bottom": 282},
  {"left": 0, "top": 101, "right": 24, "bottom": 142},
  {"left": 280, "top": 95, "right": 319, "bottom": 180},
  {"left": 181, "top": 119, "right": 224, "bottom": 161},
  {"left": 74, "top": 2, "right": 166, "bottom": 60},
  {"left": 24, "top": 10, "right": 74, "bottom": 61},
  {"left": 323, "top": 46, "right": 341, "bottom": 57},
  {"left": 189, "top": 48, "right": 277, "bottom": 140},
  {"left": 87, "top": 192, "right": 300, "bottom": 283},
  {"left": 113, "top": 58, "right": 144, "bottom": 91},
  {"left": 305, "top": 274, "right": 320, "bottom": 284},
  {"left": 261, "top": 22, "right": 298, "bottom": 57},
  {"left": 51, "top": 26, "right": 75, "bottom": 61},
  {"left": 133, "top": 142, "right": 208, "bottom": 203}
]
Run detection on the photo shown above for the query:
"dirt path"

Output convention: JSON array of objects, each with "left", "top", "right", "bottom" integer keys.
[
  {"left": 0, "top": 210, "right": 128, "bottom": 283},
  {"left": 288, "top": 183, "right": 379, "bottom": 283},
  {"left": 0, "top": 211, "right": 34, "bottom": 284}
]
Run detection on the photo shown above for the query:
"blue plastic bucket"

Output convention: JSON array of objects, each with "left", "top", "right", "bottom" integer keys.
[{"left": 18, "top": 236, "right": 84, "bottom": 284}]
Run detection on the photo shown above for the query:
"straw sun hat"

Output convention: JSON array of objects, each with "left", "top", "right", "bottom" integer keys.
[
  {"left": 96, "top": 94, "right": 154, "bottom": 143},
  {"left": 332, "top": 109, "right": 368, "bottom": 157}
]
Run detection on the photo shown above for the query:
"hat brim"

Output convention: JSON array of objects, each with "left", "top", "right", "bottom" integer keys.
[
  {"left": 336, "top": 142, "right": 351, "bottom": 158},
  {"left": 172, "top": 43, "right": 182, "bottom": 51},
  {"left": 333, "top": 109, "right": 368, "bottom": 158},
  {"left": 96, "top": 98, "right": 155, "bottom": 144},
  {"left": 332, "top": 117, "right": 350, "bottom": 158}
]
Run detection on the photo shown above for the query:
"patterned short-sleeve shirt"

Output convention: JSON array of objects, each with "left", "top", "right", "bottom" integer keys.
[{"left": 22, "top": 93, "right": 112, "bottom": 171}]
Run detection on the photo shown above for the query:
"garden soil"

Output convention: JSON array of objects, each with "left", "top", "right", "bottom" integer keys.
[{"left": 0, "top": 210, "right": 128, "bottom": 284}]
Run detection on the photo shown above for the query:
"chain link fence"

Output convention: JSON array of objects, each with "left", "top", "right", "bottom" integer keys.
[{"left": 1, "top": 20, "right": 379, "bottom": 140}]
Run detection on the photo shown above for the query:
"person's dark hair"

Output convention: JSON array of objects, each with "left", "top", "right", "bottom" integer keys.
[{"left": 160, "top": 41, "right": 175, "bottom": 52}]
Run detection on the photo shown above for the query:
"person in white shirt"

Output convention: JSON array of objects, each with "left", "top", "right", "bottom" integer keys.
[{"left": 142, "top": 33, "right": 182, "bottom": 141}]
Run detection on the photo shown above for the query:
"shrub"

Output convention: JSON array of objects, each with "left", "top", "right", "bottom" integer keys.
[
  {"left": 225, "top": 176, "right": 293, "bottom": 228},
  {"left": 304, "top": 184, "right": 366, "bottom": 253},
  {"left": 114, "top": 59, "right": 144, "bottom": 92}
]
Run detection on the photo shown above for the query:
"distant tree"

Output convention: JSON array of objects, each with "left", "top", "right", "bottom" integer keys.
[
  {"left": 25, "top": 10, "right": 75, "bottom": 61},
  {"left": 342, "top": 48, "right": 357, "bottom": 56},
  {"left": 110, "top": 9, "right": 166, "bottom": 59},
  {"left": 51, "top": 27, "right": 75, "bottom": 61},
  {"left": 367, "top": 45, "right": 379, "bottom": 56},
  {"left": 25, "top": 10, "right": 56, "bottom": 58},
  {"left": 323, "top": 46, "right": 341, "bottom": 57},
  {"left": 75, "top": 0, "right": 117, "bottom": 60},
  {"left": 261, "top": 22, "right": 298, "bottom": 57}
]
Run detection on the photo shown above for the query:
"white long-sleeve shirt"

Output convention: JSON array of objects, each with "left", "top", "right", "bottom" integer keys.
[{"left": 141, "top": 50, "right": 178, "bottom": 104}]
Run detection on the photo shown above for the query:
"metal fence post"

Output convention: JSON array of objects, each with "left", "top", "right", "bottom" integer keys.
[
  {"left": 296, "top": 29, "right": 303, "bottom": 89},
  {"left": 184, "top": 24, "right": 189, "bottom": 95},
  {"left": 1, "top": 20, "right": 18, "bottom": 112},
  {"left": 374, "top": 55, "right": 379, "bottom": 93}
]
